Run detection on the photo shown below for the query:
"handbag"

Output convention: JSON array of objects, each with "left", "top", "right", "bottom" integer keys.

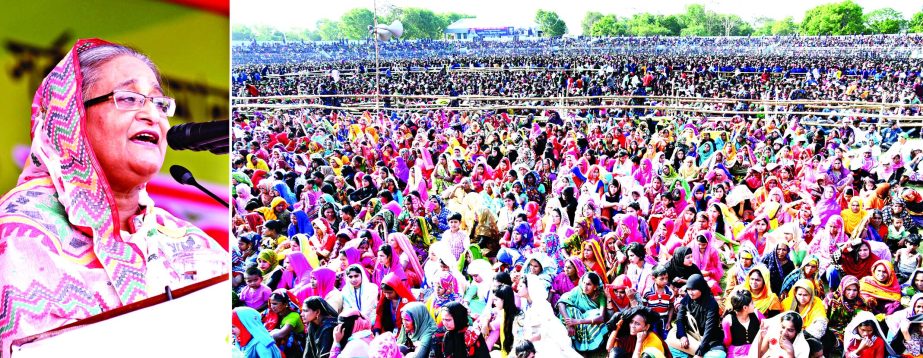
[{"left": 665, "top": 313, "right": 702, "bottom": 355}]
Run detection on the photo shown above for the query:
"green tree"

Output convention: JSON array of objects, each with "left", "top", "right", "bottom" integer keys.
[
  {"left": 753, "top": 17, "right": 776, "bottom": 35},
  {"left": 771, "top": 17, "right": 799, "bottom": 35},
  {"left": 582, "top": 11, "right": 604, "bottom": 36},
  {"left": 340, "top": 8, "right": 375, "bottom": 40},
  {"left": 590, "top": 15, "right": 627, "bottom": 36},
  {"left": 536, "top": 9, "right": 568, "bottom": 37},
  {"left": 911, "top": 11, "right": 923, "bottom": 33},
  {"left": 625, "top": 14, "right": 672, "bottom": 36},
  {"left": 231, "top": 24, "right": 255, "bottom": 41},
  {"left": 801, "top": 0, "right": 866, "bottom": 35},
  {"left": 399, "top": 8, "right": 445, "bottom": 39},
  {"left": 658, "top": 15, "right": 684, "bottom": 36},
  {"left": 865, "top": 8, "right": 906, "bottom": 34},
  {"left": 439, "top": 12, "right": 474, "bottom": 28},
  {"left": 316, "top": 19, "right": 344, "bottom": 41},
  {"left": 717, "top": 14, "right": 753, "bottom": 36}
]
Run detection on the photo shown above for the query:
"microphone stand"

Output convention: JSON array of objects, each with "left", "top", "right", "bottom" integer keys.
[{"left": 169, "top": 165, "right": 229, "bottom": 208}]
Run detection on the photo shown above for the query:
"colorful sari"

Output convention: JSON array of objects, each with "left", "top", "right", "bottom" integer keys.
[
  {"left": 557, "top": 273, "right": 609, "bottom": 352},
  {"left": 859, "top": 260, "right": 902, "bottom": 313}
]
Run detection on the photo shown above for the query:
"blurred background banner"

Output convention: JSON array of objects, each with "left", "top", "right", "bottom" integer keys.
[{"left": 0, "top": 0, "right": 230, "bottom": 244}]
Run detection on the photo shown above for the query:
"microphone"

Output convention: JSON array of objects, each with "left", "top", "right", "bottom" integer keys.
[
  {"left": 166, "top": 120, "right": 229, "bottom": 154},
  {"left": 169, "top": 165, "right": 229, "bottom": 208}
]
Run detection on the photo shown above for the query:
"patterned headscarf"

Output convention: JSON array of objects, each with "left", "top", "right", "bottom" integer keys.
[
  {"left": 433, "top": 270, "right": 460, "bottom": 311},
  {"left": 370, "top": 332, "right": 403, "bottom": 358},
  {"left": 543, "top": 233, "right": 567, "bottom": 275}
]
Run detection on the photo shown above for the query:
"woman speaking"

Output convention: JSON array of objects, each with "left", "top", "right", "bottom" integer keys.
[{"left": 0, "top": 39, "right": 227, "bottom": 357}]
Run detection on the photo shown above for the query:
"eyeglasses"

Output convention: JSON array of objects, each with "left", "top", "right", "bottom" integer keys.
[{"left": 84, "top": 90, "right": 176, "bottom": 117}]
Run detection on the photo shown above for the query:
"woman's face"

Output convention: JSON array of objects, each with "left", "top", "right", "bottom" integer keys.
[
  {"left": 803, "top": 261, "right": 817, "bottom": 276},
  {"left": 441, "top": 308, "right": 456, "bottom": 331},
  {"left": 291, "top": 240, "right": 301, "bottom": 252},
  {"left": 529, "top": 260, "right": 542, "bottom": 275},
  {"left": 516, "top": 279, "right": 529, "bottom": 298},
  {"left": 84, "top": 55, "right": 169, "bottom": 191},
  {"left": 583, "top": 246, "right": 594, "bottom": 260},
  {"left": 377, "top": 250, "right": 389, "bottom": 266},
  {"left": 857, "top": 324, "right": 875, "bottom": 339},
  {"left": 683, "top": 209, "right": 695, "bottom": 222},
  {"left": 749, "top": 271, "right": 764, "bottom": 291},
  {"left": 795, "top": 287, "right": 811, "bottom": 306},
  {"left": 627, "top": 251, "right": 640, "bottom": 264},
  {"left": 512, "top": 231, "right": 523, "bottom": 243},
  {"left": 551, "top": 210, "right": 561, "bottom": 225},
  {"left": 258, "top": 258, "right": 271, "bottom": 271},
  {"left": 581, "top": 279, "right": 597, "bottom": 295},
  {"left": 269, "top": 298, "right": 286, "bottom": 314},
  {"left": 914, "top": 273, "right": 923, "bottom": 291},
  {"left": 301, "top": 306, "right": 318, "bottom": 324},
  {"left": 755, "top": 220, "right": 768, "bottom": 233},
  {"left": 402, "top": 314, "right": 415, "bottom": 332},
  {"left": 858, "top": 245, "right": 870, "bottom": 260},
  {"left": 347, "top": 270, "right": 362, "bottom": 288},
  {"left": 874, "top": 265, "right": 889, "bottom": 282},
  {"left": 915, "top": 298, "right": 923, "bottom": 315},
  {"left": 628, "top": 314, "right": 650, "bottom": 335},
  {"left": 843, "top": 283, "right": 859, "bottom": 300},
  {"left": 584, "top": 206, "right": 595, "bottom": 218},
  {"left": 565, "top": 261, "right": 576, "bottom": 277},
  {"left": 781, "top": 320, "right": 799, "bottom": 342},
  {"left": 683, "top": 253, "right": 694, "bottom": 267}
]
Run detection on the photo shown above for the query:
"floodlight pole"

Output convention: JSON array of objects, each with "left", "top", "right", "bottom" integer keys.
[{"left": 373, "top": 0, "right": 381, "bottom": 116}]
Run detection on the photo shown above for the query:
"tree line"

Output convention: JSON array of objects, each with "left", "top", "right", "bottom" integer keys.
[
  {"left": 232, "top": 1, "right": 923, "bottom": 42},
  {"left": 579, "top": 1, "right": 922, "bottom": 37}
]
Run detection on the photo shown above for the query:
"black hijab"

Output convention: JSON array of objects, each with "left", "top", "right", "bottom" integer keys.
[{"left": 666, "top": 246, "right": 702, "bottom": 285}]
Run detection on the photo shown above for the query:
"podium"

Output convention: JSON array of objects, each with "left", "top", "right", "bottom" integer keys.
[{"left": 11, "top": 275, "right": 230, "bottom": 358}]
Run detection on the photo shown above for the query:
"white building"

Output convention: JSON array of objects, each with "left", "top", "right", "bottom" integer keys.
[{"left": 444, "top": 18, "right": 542, "bottom": 40}]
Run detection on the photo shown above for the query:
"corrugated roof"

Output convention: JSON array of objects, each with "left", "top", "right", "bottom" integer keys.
[{"left": 445, "top": 17, "right": 538, "bottom": 31}]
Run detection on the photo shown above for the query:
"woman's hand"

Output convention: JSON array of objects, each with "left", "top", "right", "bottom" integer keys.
[
  {"left": 680, "top": 336, "right": 689, "bottom": 349},
  {"left": 635, "top": 331, "right": 647, "bottom": 347},
  {"left": 332, "top": 324, "right": 345, "bottom": 343}
]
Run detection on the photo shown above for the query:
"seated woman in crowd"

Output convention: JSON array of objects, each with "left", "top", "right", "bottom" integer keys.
[
  {"left": 823, "top": 275, "right": 869, "bottom": 354},
  {"left": 396, "top": 302, "right": 438, "bottom": 358},
  {"left": 557, "top": 272, "right": 610, "bottom": 356},
  {"left": 667, "top": 274, "right": 725, "bottom": 358},
  {"left": 721, "top": 290, "right": 762, "bottom": 357},
  {"left": 606, "top": 306, "right": 672, "bottom": 358},
  {"left": 859, "top": 260, "right": 903, "bottom": 314}
]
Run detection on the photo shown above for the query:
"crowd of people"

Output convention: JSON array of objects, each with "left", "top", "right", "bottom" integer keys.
[
  {"left": 232, "top": 34, "right": 923, "bottom": 65},
  {"left": 231, "top": 33, "right": 923, "bottom": 358}
]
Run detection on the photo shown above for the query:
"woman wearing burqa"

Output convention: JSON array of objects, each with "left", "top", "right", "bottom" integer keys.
[
  {"left": 668, "top": 274, "right": 726, "bottom": 358},
  {"left": 559, "top": 186, "right": 580, "bottom": 226}
]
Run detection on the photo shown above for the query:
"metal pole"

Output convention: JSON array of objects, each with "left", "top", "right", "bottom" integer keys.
[{"left": 373, "top": 0, "right": 381, "bottom": 116}]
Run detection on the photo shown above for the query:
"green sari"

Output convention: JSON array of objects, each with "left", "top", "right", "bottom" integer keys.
[{"left": 557, "top": 283, "right": 608, "bottom": 352}]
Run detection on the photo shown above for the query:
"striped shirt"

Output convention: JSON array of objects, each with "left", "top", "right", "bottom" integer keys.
[{"left": 643, "top": 285, "right": 674, "bottom": 317}]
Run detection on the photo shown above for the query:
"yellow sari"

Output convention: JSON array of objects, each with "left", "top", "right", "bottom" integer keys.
[{"left": 781, "top": 279, "right": 827, "bottom": 329}]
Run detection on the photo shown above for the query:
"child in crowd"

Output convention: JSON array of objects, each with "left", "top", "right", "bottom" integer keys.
[
  {"left": 239, "top": 266, "right": 272, "bottom": 311},
  {"left": 642, "top": 265, "right": 674, "bottom": 338}
]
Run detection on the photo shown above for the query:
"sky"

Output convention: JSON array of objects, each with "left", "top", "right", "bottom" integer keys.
[{"left": 231, "top": 0, "right": 922, "bottom": 34}]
